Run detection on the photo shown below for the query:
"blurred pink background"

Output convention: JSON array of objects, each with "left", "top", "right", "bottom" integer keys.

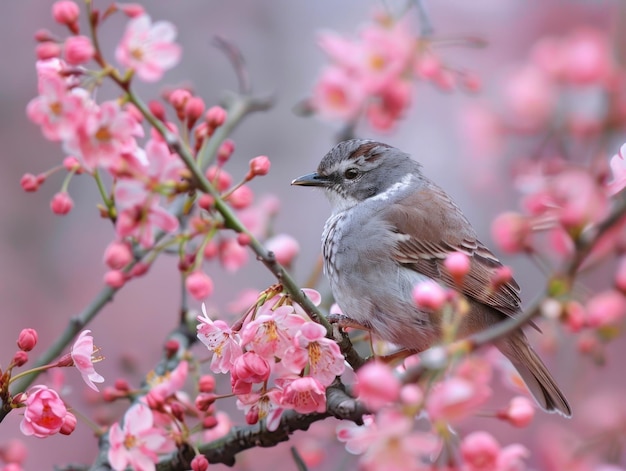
[{"left": 0, "top": 0, "right": 622, "bottom": 469}]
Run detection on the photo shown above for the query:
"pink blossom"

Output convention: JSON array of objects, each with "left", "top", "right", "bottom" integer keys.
[
  {"left": 226, "top": 185, "right": 254, "bottom": 210},
  {"left": 26, "top": 72, "right": 87, "bottom": 142},
  {"left": 282, "top": 322, "right": 345, "bottom": 386},
  {"left": 354, "top": 361, "right": 400, "bottom": 411},
  {"left": 64, "top": 35, "right": 94, "bottom": 65},
  {"left": 607, "top": 144, "right": 626, "bottom": 196},
  {"left": 117, "top": 3, "right": 145, "bottom": 18},
  {"left": 265, "top": 234, "right": 300, "bottom": 266},
  {"left": 148, "top": 361, "right": 188, "bottom": 401},
  {"left": 20, "top": 173, "right": 42, "bottom": 192},
  {"left": 206, "top": 106, "right": 228, "bottom": 129},
  {"left": 561, "top": 28, "right": 612, "bottom": 85},
  {"left": 59, "top": 411, "right": 77, "bottom": 435},
  {"left": 585, "top": 290, "right": 626, "bottom": 327},
  {"left": 115, "top": 15, "right": 181, "bottom": 82},
  {"left": 17, "top": 329, "right": 38, "bottom": 352},
  {"left": 0, "top": 438, "right": 28, "bottom": 464},
  {"left": 498, "top": 396, "right": 535, "bottom": 428},
  {"left": 36, "top": 42, "right": 62, "bottom": 61},
  {"left": 196, "top": 305, "right": 242, "bottom": 374},
  {"left": 461, "top": 431, "right": 528, "bottom": 471},
  {"left": 241, "top": 305, "right": 305, "bottom": 360},
  {"left": 503, "top": 65, "right": 556, "bottom": 130},
  {"left": 190, "top": 455, "right": 209, "bottom": 471},
  {"left": 311, "top": 66, "right": 366, "bottom": 121},
  {"left": 64, "top": 100, "right": 142, "bottom": 171},
  {"left": 236, "top": 389, "right": 284, "bottom": 431},
  {"left": 366, "top": 78, "right": 412, "bottom": 131},
  {"left": 218, "top": 238, "right": 248, "bottom": 272},
  {"left": 108, "top": 403, "right": 168, "bottom": 471},
  {"left": 426, "top": 358, "right": 492, "bottom": 423},
  {"left": 280, "top": 376, "right": 327, "bottom": 414},
  {"left": 491, "top": 212, "right": 531, "bottom": 254},
  {"left": 186, "top": 271, "right": 214, "bottom": 300},
  {"left": 549, "top": 169, "right": 608, "bottom": 229},
  {"left": 19, "top": 386, "right": 68, "bottom": 438},
  {"left": 231, "top": 352, "right": 271, "bottom": 394},
  {"left": 337, "top": 409, "right": 439, "bottom": 470},
  {"left": 71, "top": 330, "right": 104, "bottom": 391},
  {"left": 104, "top": 270, "right": 126, "bottom": 288}
]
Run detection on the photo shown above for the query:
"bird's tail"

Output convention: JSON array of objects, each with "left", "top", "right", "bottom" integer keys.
[{"left": 498, "top": 332, "right": 572, "bottom": 417}]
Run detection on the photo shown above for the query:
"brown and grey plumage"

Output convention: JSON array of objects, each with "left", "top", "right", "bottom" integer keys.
[{"left": 292, "top": 139, "right": 571, "bottom": 417}]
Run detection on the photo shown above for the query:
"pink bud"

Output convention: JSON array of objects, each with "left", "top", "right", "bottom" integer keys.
[
  {"left": 148, "top": 100, "right": 166, "bottom": 121},
  {"left": 50, "top": 192, "right": 73, "bottom": 215},
  {"left": 103, "top": 241, "right": 133, "bottom": 269},
  {"left": 199, "top": 375, "right": 216, "bottom": 393},
  {"left": 586, "top": 290, "right": 626, "bottom": 327},
  {"left": 34, "top": 28, "right": 55, "bottom": 43},
  {"left": 232, "top": 351, "right": 271, "bottom": 384},
  {"left": 491, "top": 266, "right": 513, "bottom": 290},
  {"left": 62, "top": 156, "right": 82, "bottom": 173},
  {"left": 491, "top": 212, "right": 530, "bottom": 253},
  {"left": 52, "top": 1, "right": 80, "bottom": 26},
  {"left": 12, "top": 351, "right": 28, "bottom": 367},
  {"left": 498, "top": 396, "right": 535, "bottom": 428},
  {"left": 36, "top": 42, "right": 62, "bottom": 60},
  {"left": 203, "top": 415, "right": 218, "bottom": 429},
  {"left": 191, "top": 455, "right": 209, "bottom": 471},
  {"left": 104, "top": 270, "right": 126, "bottom": 288},
  {"left": 227, "top": 185, "right": 254, "bottom": 209},
  {"left": 20, "top": 173, "right": 41, "bottom": 192},
  {"left": 217, "top": 139, "right": 235, "bottom": 164},
  {"left": 169, "top": 89, "right": 191, "bottom": 110},
  {"left": 412, "top": 281, "right": 446, "bottom": 311},
  {"left": 195, "top": 393, "right": 217, "bottom": 412},
  {"left": 219, "top": 238, "right": 248, "bottom": 272},
  {"left": 461, "top": 72, "right": 482, "bottom": 93},
  {"left": 461, "top": 432, "right": 501, "bottom": 467},
  {"left": 444, "top": 252, "right": 471, "bottom": 282},
  {"left": 164, "top": 339, "right": 179, "bottom": 359},
  {"left": 265, "top": 234, "right": 300, "bottom": 266},
  {"left": 0, "top": 439, "right": 28, "bottom": 464},
  {"left": 186, "top": 271, "right": 214, "bottom": 300},
  {"left": 198, "top": 194, "right": 215, "bottom": 211},
  {"left": 64, "top": 35, "right": 94, "bottom": 65},
  {"left": 118, "top": 3, "right": 145, "bottom": 17},
  {"left": 184, "top": 97, "right": 205, "bottom": 124},
  {"left": 203, "top": 240, "right": 218, "bottom": 259},
  {"left": 247, "top": 155, "right": 271, "bottom": 178},
  {"left": 114, "top": 379, "right": 130, "bottom": 391},
  {"left": 416, "top": 54, "right": 441, "bottom": 79},
  {"left": 17, "top": 329, "right": 38, "bottom": 352},
  {"left": 205, "top": 106, "right": 227, "bottom": 128},
  {"left": 355, "top": 361, "right": 401, "bottom": 411},
  {"left": 59, "top": 411, "right": 77, "bottom": 435},
  {"left": 237, "top": 233, "right": 251, "bottom": 246},
  {"left": 400, "top": 384, "right": 424, "bottom": 406},
  {"left": 130, "top": 262, "right": 150, "bottom": 277},
  {"left": 205, "top": 166, "right": 232, "bottom": 192}
]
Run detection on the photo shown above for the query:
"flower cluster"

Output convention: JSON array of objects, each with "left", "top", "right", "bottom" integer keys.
[
  {"left": 24, "top": 2, "right": 298, "bottom": 304},
  {"left": 309, "top": 10, "right": 480, "bottom": 131},
  {"left": 197, "top": 286, "right": 345, "bottom": 430}
]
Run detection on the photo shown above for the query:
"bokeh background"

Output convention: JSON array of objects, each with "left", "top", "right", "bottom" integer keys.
[{"left": 0, "top": 0, "right": 622, "bottom": 469}]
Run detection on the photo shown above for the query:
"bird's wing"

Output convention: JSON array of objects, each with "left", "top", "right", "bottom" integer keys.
[{"left": 384, "top": 182, "right": 524, "bottom": 320}]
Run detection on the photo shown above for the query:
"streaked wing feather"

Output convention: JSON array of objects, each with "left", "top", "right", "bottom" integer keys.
[{"left": 386, "top": 183, "right": 530, "bottom": 325}]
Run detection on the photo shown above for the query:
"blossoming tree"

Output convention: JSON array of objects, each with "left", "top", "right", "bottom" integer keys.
[{"left": 1, "top": 1, "right": 626, "bottom": 470}]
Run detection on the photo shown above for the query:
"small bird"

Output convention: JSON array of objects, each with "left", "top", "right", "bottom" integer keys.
[{"left": 292, "top": 139, "right": 571, "bottom": 417}]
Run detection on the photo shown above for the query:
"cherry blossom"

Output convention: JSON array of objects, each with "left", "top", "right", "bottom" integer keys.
[
  {"left": 282, "top": 321, "right": 345, "bottom": 386},
  {"left": 108, "top": 403, "right": 169, "bottom": 471},
  {"left": 280, "top": 376, "right": 327, "bottom": 414},
  {"left": 115, "top": 15, "right": 182, "bottom": 82},
  {"left": 240, "top": 305, "right": 305, "bottom": 360},
  {"left": 196, "top": 305, "right": 242, "bottom": 374},
  {"left": 19, "top": 386, "right": 69, "bottom": 438},
  {"left": 70, "top": 330, "right": 104, "bottom": 391}
]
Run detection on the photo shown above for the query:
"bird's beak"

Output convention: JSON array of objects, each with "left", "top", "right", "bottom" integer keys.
[{"left": 291, "top": 172, "right": 332, "bottom": 187}]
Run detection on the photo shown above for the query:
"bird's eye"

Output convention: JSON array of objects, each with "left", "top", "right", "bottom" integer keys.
[{"left": 344, "top": 168, "right": 359, "bottom": 180}]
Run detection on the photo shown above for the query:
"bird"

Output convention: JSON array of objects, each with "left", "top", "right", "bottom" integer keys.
[{"left": 291, "top": 139, "right": 571, "bottom": 417}]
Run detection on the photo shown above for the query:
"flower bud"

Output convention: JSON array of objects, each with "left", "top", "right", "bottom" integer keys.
[
  {"left": 59, "top": 411, "right": 77, "bottom": 435},
  {"left": 217, "top": 139, "right": 235, "bottom": 164},
  {"left": 36, "top": 42, "right": 62, "bottom": 60},
  {"left": 64, "top": 36, "right": 94, "bottom": 65},
  {"left": 412, "top": 281, "right": 446, "bottom": 311},
  {"left": 50, "top": 192, "right": 73, "bottom": 215},
  {"left": 52, "top": 1, "right": 80, "bottom": 26},
  {"left": 191, "top": 455, "right": 209, "bottom": 471},
  {"left": 198, "top": 375, "right": 216, "bottom": 393},
  {"left": 104, "top": 270, "right": 126, "bottom": 288},
  {"left": 205, "top": 106, "right": 227, "bottom": 128},
  {"left": 17, "top": 329, "right": 38, "bottom": 352},
  {"left": 247, "top": 155, "right": 271, "bottom": 178},
  {"left": 20, "top": 173, "right": 41, "bottom": 192},
  {"left": 12, "top": 351, "right": 28, "bottom": 367},
  {"left": 103, "top": 241, "right": 133, "bottom": 270},
  {"left": 186, "top": 271, "right": 214, "bottom": 300}
]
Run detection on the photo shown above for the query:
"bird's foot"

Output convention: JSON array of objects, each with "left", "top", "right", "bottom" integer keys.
[{"left": 327, "top": 313, "right": 372, "bottom": 331}]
